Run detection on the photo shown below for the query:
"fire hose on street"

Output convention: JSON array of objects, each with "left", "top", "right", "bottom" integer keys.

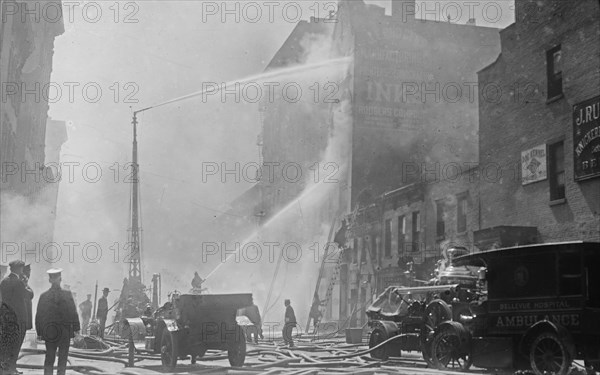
[{"left": 17, "top": 332, "right": 493, "bottom": 375}]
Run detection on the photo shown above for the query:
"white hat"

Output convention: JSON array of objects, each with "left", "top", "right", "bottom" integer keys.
[{"left": 47, "top": 268, "right": 63, "bottom": 275}]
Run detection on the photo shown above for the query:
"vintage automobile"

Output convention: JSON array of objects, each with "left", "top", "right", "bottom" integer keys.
[
  {"left": 125, "top": 292, "right": 253, "bottom": 370},
  {"left": 366, "top": 284, "right": 461, "bottom": 365},
  {"left": 367, "top": 246, "right": 487, "bottom": 365},
  {"left": 428, "top": 241, "right": 600, "bottom": 375}
]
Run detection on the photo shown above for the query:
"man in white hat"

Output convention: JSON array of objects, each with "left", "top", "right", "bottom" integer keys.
[{"left": 35, "top": 269, "right": 81, "bottom": 375}]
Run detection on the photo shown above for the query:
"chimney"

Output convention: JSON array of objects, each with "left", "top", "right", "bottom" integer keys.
[
  {"left": 466, "top": 18, "right": 476, "bottom": 25},
  {"left": 392, "top": 0, "right": 416, "bottom": 22}
]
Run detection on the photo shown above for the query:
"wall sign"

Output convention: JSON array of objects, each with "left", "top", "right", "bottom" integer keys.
[
  {"left": 573, "top": 95, "right": 600, "bottom": 181},
  {"left": 521, "top": 144, "right": 547, "bottom": 185}
]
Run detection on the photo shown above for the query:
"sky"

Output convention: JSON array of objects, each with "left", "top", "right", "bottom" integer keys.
[{"left": 43, "top": 0, "right": 514, "bottom": 322}]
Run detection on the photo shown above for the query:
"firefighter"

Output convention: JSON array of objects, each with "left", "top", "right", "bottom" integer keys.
[
  {"left": 35, "top": 268, "right": 81, "bottom": 375},
  {"left": 96, "top": 288, "right": 110, "bottom": 339},
  {"left": 240, "top": 303, "right": 263, "bottom": 344},
  {"left": 191, "top": 272, "right": 204, "bottom": 289},
  {"left": 308, "top": 293, "right": 324, "bottom": 332},
  {"left": 282, "top": 299, "right": 296, "bottom": 347},
  {"left": 78, "top": 295, "right": 93, "bottom": 335},
  {"left": 0, "top": 260, "right": 33, "bottom": 375}
]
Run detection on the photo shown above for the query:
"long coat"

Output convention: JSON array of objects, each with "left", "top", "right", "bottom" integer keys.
[
  {"left": 23, "top": 282, "right": 34, "bottom": 330},
  {"left": 285, "top": 305, "right": 297, "bottom": 325},
  {"left": 35, "top": 284, "right": 80, "bottom": 341},
  {"left": 97, "top": 296, "right": 108, "bottom": 320},
  {"left": 0, "top": 274, "right": 29, "bottom": 325},
  {"left": 79, "top": 299, "right": 92, "bottom": 319}
]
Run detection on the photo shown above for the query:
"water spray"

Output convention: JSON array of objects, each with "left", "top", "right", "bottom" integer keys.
[
  {"left": 132, "top": 56, "right": 351, "bottom": 116},
  {"left": 128, "top": 56, "right": 351, "bottom": 291}
]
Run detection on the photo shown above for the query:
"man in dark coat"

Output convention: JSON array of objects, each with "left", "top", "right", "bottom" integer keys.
[
  {"left": 78, "top": 294, "right": 93, "bottom": 334},
  {"left": 239, "top": 303, "right": 263, "bottom": 344},
  {"left": 282, "top": 299, "right": 296, "bottom": 347},
  {"left": 0, "top": 259, "right": 32, "bottom": 374},
  {"left": 35, "top": 268, "right": 80, "bottom": 375},
  {"left": 96, "top": 288, "right": 110, "bottom": 339},
  {"left": 308, "top": 293, "right": 324, "bottom": 333},
  {"left": 22, "top": 265, "right": 34, "bottom": 332}
]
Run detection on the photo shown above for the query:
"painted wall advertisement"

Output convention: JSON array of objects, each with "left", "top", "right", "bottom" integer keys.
[
  {"left": 573, "top": 95, "right": 600, "bottom": 181},
  {"left": 521, "top": 144, "right": 547, "bottom": 185}
]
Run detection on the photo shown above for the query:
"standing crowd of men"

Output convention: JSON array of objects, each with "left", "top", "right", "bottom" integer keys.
[
  {"left": 1, "top": 261, "right": 323, "bottom": 374},
  {"left": 0, "top": 261, "right": 111, "bottom": 375}
]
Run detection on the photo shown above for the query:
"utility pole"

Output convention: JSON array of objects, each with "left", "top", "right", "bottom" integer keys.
[
  {"left": 92, "top": 281, "right": 98, "bottom": 320},
  {"left": 128, "top": 113, "right": 142, "bottom": 284}
]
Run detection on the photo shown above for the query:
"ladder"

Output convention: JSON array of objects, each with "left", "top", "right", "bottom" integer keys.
[
  {"left": 315, "top": 247, "right": 344, "bottom": 327},
  {"left": 307, "top": 205, "right": 359, "bottom": 332}
]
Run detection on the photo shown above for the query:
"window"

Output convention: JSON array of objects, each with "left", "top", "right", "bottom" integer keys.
[
  {"left": 371, "top": 235, "right": 378, "bottom": 260},
  {"left": 361, "top": 237, "right": 367, "bottom": 263},
  {"left": 384, "top": 219, "right": 392, "bottom": 258},
  {"left": 352, "top": 238, "right": 358, "bottom": 264},
  {"left": 586, "top": 249, "right": 600, "bottom": 307},
  {"left": 546, "top": 45, "right": 562, "bottom": 99},
  {"left": 457, "top": 194, "right": 467, "bottom": 233},
  {"left": 549, "top": 141, "right": 565, "bottom": 201},
  {"left": 558, "top": 251, "right": 582, "bottom": 296},
  {"left": 360, "top": 287, "right": 367, "bottom": 325},
  {"left": 436, "top": 200, "right": 445, "bottom": 238},
  {"left": 397, "top": 216, "right": 406, "bottom": 255},
  {"left": 411, "top": 211, "right": 420, "bottom": 252}
]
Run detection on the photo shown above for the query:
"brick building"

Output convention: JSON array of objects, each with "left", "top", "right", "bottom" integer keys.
[
  {"left": 331, "top": 0, "right": 500, "bottom": 324},
  {"left": 477, "top": 0, "right": 600, "bottom": 244}
]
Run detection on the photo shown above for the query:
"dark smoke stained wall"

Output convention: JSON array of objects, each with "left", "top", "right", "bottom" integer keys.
[
  {"left": 329, "top": 0, "right": 501, "bottom": 324},
  {"left": 332, "top": 0, "right": 500, "bottom": 207}
]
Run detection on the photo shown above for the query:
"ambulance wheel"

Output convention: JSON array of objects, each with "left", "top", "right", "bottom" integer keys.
[{"left": 529, "top": 332, "right": 571, "bottom": 375}]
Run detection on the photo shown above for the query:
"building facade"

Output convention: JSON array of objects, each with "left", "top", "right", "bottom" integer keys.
[
  {"left": 478, "top": 0, "right": 600, "bottom": 244},
  {"left": 331, "top": 0, "right": 501, "bottom": 324},
  {"left": 256, "top": 16, "right": 338, "bottom": 231},
  {"left": 0, "top": 0, "right": 65, "bottom": 264}
]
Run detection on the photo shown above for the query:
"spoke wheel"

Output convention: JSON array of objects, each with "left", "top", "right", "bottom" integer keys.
[
  {"left": 529, "top": 332, "right": 571, "bottom": 375},
  {"left": 160, "top": 328, "right": 179, "bottom": 370},
  {"left": 421, "top": 300, "right": 452, "bottom": 367},
  {"left": 431, "top": 328, "right": 472, "bottom": 371},
  {"left": 369, "top": 328, "right": 390, "bottom": 360},
  {"left": 228, "top": 329, "right": 247, "bottom": 367}
]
